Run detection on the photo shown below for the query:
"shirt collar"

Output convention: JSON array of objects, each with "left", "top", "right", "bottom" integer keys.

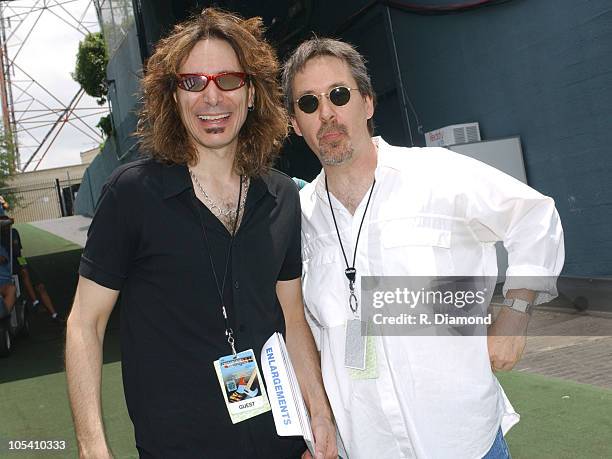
[
  {"left": 161, "top": 161, "right": 276, "bottom": 202},
  {"left": 161, "top": 162, "right": 191, "bottom": 199},
  {"left": 375, "top": 136, "right": 402, "bottom": 172}
]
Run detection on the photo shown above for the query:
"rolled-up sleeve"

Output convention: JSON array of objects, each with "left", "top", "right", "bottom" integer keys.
[{"left": 458, "top": 153, "right": 564, "bottom": 304}]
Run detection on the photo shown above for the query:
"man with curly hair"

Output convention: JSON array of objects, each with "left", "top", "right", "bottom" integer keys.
[{"left": 65, "top": 9, "right": 336, "bottom": 458}]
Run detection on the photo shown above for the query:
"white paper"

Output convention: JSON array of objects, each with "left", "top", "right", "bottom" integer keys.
[{"left": 261, "top": 333, "right": 314, "bottom": 453}]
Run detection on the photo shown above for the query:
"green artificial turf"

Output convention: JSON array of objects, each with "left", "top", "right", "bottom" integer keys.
[
  {"left": 1, "top": 364, "right": 611, "bottom": 458},
  {"left": 0, "top": 361, "right": 136, "bottom": 458},
  {"left": 13, "top": 223, "right": 81, "bottom": 258},
  {"left": 497, "top": 371, "right": 612, "bottom": 458}
]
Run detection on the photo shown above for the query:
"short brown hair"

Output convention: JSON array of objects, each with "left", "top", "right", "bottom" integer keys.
[
  {"left": 282, "top": 37, "right": 376, "bottom": 136},
  {"left": 137, "top": 8, "right": 288, "bottom": 176}
]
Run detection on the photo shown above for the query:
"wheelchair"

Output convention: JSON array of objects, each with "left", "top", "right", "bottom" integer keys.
[{"left": 0, "top": 218, "right": 30, "bottom": 357}]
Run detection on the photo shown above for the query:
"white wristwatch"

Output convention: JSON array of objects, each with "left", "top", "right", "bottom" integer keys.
[{"left": 503, "top": 298, "right": 533, "bottom": 314}]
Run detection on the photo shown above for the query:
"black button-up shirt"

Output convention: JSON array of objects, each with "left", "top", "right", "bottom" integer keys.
[{"left": 80, "top": 157, "right": 305, "bottom": 458}]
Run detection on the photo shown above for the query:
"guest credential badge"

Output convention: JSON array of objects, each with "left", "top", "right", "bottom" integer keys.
[{"left": 213, "top": 349, "right": 271, "bottom": 424}]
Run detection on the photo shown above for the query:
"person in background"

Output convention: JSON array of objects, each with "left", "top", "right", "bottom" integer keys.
[
  {"left": 0, "top": 195, "right": 63, "bottom": 323},
  {"left": 0, "top": 242, "right": 16, "bottom": 318},
  {"left": 0, "top": 197, "right": 15, "bottom": 318},
  {"left": 13, "top": 228, "right": 64, "bottom": 323}
]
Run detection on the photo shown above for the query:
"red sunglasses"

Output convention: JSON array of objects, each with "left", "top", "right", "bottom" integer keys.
[{"left": 176, "top": 72, "right": 249, "bottom": 92}]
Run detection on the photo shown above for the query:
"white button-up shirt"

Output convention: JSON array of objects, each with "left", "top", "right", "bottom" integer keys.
[{"left": 300, "top": 137, "right": 564, "bottom": 458}]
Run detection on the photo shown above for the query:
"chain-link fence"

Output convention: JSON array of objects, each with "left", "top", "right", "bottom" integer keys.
[{"left": 94, "top": 0, "right": 135, "bottom": 58}]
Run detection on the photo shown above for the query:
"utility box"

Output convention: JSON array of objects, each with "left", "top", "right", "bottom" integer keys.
[{"left": 425, "top": 122, "right": 481, "bottom": 147}]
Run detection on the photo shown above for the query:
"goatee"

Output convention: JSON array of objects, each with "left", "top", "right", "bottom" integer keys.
[{"left": 318, "top": 123, "right": 353, "bottom": 166}]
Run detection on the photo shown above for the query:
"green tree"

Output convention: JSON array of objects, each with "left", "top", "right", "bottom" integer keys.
[
  {"left": 0, "top": 127, "right": 16, "bottom": 178},
  {"left": 72, "top": 32, "right": 108, "bottom": 105},
  {"left": 96, "top": 114, "right": 112, "bottom": 137},
  {"left": 0, "top": 126, "right": 18, "bottom": 208}
]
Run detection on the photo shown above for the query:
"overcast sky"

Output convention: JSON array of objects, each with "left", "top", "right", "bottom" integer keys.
[{"left": 2, "top": 0, "right": 107, "bottom": 171}]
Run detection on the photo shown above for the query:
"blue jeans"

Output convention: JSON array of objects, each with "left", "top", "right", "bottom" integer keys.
[{"left": 482, "top": 427, "right": 511, "bottom": 459}]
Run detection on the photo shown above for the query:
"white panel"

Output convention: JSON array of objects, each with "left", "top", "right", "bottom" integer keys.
[
  {"left": 448, "top": 137, "right": 527, "bottom": 282},
  {"left": 448, "top": 136, "right": 527, "bottom": 184}
]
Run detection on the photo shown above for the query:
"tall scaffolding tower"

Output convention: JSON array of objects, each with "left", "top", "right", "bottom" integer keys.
[{"left": 0, "top": 0, "right": 108, "bottom": 173}]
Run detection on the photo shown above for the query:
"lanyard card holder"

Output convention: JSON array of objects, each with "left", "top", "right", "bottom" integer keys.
[
  {"left": 214, "top": 349, "right": 271, "bottom": 424},
  {"left": 345, "top": 319, "right": 367, "bottom": 370}
]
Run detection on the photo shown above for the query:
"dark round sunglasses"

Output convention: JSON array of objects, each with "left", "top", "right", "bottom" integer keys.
[
  {"left": 295, "top": 86, "right": 358, "bottom": 114},
  {"left": 177, "top": 72, "right": 248, "bottom": 92}
]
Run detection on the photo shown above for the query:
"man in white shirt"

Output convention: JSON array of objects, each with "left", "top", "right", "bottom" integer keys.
[{"left": 281, "top": 38, "right": 564, "bottom": 458}]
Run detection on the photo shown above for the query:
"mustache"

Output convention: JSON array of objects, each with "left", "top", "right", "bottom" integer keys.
[{"left": 317, "top": 122, "right": 348, "bottom": 140}]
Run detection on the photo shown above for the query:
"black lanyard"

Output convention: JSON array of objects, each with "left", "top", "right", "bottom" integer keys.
[
  {"left": 325, "top": 174, "right": 376, "bottom": 314},
  {"left": 192, "top": 175, "right": 244, "bottom": 357}
]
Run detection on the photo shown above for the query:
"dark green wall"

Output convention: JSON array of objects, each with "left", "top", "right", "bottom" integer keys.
[
  {"left": 383, "top": 0, "right": 612, "bottom": 276},
  {"left": 93, "top": 0, "right": 611, "bottom": 277},
  {"left": 276, "top": 0, "right": 612, "bottom": 277}
]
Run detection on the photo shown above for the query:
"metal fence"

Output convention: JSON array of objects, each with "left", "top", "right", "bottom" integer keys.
[
  {"left": 94, "top": 0, "right": 135, "bottom": 58},
  {"left": 0, "top": 178, "right": 81, "bottom": 223}
]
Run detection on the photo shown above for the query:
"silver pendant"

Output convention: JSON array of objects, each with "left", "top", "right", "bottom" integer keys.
[{"left": 349, "top": 292, "right": 358, "bottom": 313}]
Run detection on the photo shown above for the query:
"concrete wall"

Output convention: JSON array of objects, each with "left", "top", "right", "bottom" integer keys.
[
  {"left": 80, "top": 147, "right": 100, "bottom": 165},
  {"left": 1, "top": 164, "right": 89, "bottom": 222},
  {"left": 6, "top": 164, "right": 88, "bottom": 188}
]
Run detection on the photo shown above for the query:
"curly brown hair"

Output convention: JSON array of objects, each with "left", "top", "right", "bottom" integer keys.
[{"left": 136, "top": 8, "right": 288, "bottom": 176}]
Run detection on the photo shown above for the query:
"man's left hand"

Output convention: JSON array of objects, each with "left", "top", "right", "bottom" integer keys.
[
  {"left": 487, "top": 306, "right": 529, "bottom": 371},
  {"left": 301, "top": 415, "right": 338, "bottom": 459}
]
